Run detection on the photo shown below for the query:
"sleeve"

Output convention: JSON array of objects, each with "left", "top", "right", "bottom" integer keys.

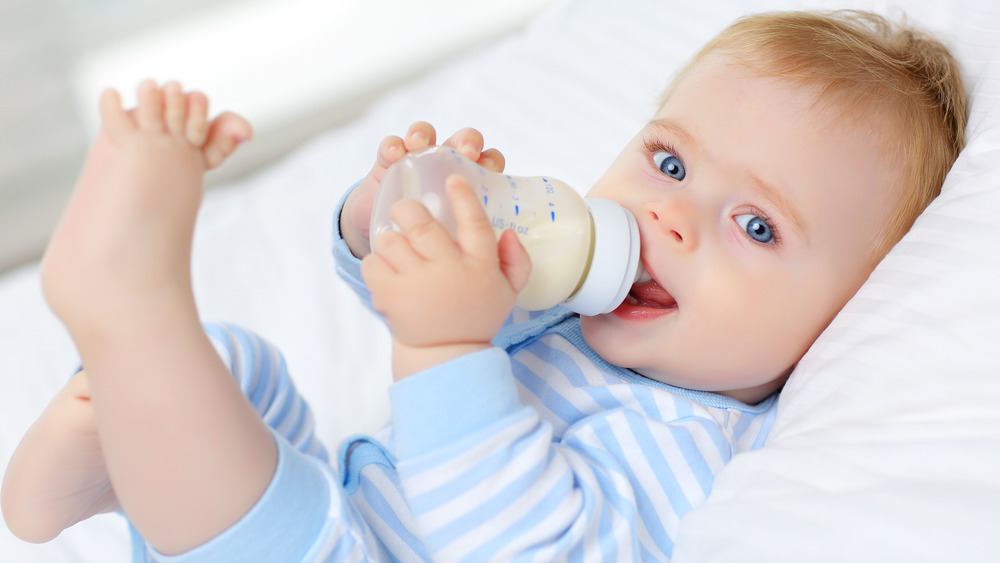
[
  {"left": 331, "top": 180, "right": 374, "bottom": 311},
  {"left": 388, "top": 346, "right": 740, "bottom": 561}
]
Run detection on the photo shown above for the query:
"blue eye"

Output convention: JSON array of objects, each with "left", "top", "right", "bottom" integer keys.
[
  {"left": 735, "top": 214, "right": 774, "bottom": 244},
  {"left": 652, "top": 151, "right": 685, "bottom": 181}
]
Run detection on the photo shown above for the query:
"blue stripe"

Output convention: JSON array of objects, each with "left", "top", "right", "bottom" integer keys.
[
  {"left": 359, "top": 467, "right": 429, "bottom": 561},
  {"left": 674, "top": 395, "right": 731, "bottom": 460},
  {"left": 462, "top": 460, "right": 577, "bottom": 561},
  {"left": 665, "top": 424, "right": 717, "bottom": 497},
  {"left": 407, "top": 421, "right": 546, "bottom": 514},
  {"left": 511, "top": 357, "right": 585, "bottom": 425},
  {"left": 749, "top": 403, "right": 778, "bottom": 450},
  {"left": 597, "top": 499, "right": 619, "bottom": 561},
  {"left": 587, "top": 416, "right": 673, "bottom": 554},
  {"left": 423, "top": 450, "right": 552, "bottom": 549},
  {"left": 232, "top": 326, "right": 269, "bottom": 408},
  {"left": 531, "top": 338, "right": 626, "bottom": 412},
  {"left": 631, "top": 385, "right": 665, "bottom": 422},
  {"left": 624, "top": 413, "right": 696, "bottom": 516}
]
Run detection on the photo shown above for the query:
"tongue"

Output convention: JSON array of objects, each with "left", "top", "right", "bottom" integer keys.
[{"left": 629, "top": 281, "right": 677, "bottom": 309}]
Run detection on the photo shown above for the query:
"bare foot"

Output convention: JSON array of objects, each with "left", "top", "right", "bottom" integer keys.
[
  {"left": 40, "top": 80, "right": 252, "bottom": 332},
  {"left": 1, "top": 372, "right": 115, "bottom": 543}
]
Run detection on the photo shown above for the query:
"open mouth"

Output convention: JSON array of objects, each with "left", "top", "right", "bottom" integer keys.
[{"left": 624, "top": 280, "right": 678, "bottom": 310}]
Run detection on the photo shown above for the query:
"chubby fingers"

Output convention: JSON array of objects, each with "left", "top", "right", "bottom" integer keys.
[
  {"left": 477, "top": 148, "right": 505, "bottom": 173},
  {"left": 362, "top": 200, "right": 452, "bottom": 290},
  {"left": 373, "top": 121, "right": 438, "bottom": 172},
  {"left": 447, "top": 174, "right": 501, "bottom": 261},
  {"left": 447, "top": 174, "right": 531, "bottom": 292},
  {"left": 443, "top": 128, "right": 505, "bottom": 173},
  {"left": 386, "top": 198, "right": 460, "bottom": 263},
  {"left": 404, "top": 121, "right": 436, "bottom": 152}
]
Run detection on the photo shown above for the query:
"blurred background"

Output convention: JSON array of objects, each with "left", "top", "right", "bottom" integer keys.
[{"left": 0, "top": 0, "right": 557, "bottom": 275}]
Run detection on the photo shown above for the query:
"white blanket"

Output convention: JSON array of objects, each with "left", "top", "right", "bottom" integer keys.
[{"left": 2, "top": 0, "right": 999, "bottom": 561}]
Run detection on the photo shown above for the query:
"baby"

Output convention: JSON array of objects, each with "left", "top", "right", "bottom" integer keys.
[{"left": 2, "top": 9, "right": 965, "bottom": 562}]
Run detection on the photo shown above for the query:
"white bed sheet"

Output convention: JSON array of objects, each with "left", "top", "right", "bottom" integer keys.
[{"left": 2, "top": 0, "right": 998, "bottom": 561}]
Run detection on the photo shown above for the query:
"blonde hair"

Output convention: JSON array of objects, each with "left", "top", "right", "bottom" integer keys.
[{"left": 668, "top": 10, "right": 967, "bottom": 262}]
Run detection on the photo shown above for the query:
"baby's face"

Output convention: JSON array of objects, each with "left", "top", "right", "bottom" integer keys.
[{"left": 582, "top": 54, "right": 902, "bottom": 403}]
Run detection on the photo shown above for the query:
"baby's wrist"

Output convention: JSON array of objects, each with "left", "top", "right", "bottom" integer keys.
[
  {"left": 391, "top": 340, "right": 493, "bottom": 381},
  {"left": 339, "top": 189, "right": 371, "bottom": 259}
]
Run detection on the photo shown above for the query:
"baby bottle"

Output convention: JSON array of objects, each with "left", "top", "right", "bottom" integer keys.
[{"left": 369, "top": 146, "right": 643, "bottom": 316}]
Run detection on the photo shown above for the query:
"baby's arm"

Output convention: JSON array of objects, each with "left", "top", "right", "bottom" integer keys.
[{"left": 362, "top": 176, "right": 531, "bottom": 379}]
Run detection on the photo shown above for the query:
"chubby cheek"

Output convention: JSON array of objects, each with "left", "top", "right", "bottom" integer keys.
[{"left": 683, "top": 280, "right": 818, "bottom": 384}]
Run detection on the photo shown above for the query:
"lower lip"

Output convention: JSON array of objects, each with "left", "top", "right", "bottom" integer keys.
[{"left": 610, "top": 297, "right": 677, "bottom": 321}]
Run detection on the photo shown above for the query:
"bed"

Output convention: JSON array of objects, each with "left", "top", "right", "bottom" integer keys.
[{"left": 2, "top": 0, "right": 998, "bottom": 560}]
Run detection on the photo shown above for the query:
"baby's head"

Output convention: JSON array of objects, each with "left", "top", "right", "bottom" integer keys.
[{"left": 582, "top": 10, "right": 967, "bottom": 403}]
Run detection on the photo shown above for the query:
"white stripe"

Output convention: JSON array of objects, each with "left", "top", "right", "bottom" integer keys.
[
  {"left": 310, "top": 465, "right": 378, "bottom": 562},
  {"left": 547, "top": 336, "right": 615, "bottom": 388},
  {"left": 436, "top": 444, "right": 579, "bottom": 561},
  {"left": 414, "top": 426, "right": 552, "bottom": 531},
  {"left": 352, "top": 465, "right": 423, "bottom": 562},
  {"left": 269, "top": 383, "right": 304, "bottom": 438},
  {"left": 566, "top": 424, "right": 644, "bottom": 563},
  {"left": 518, "top": 349, "right": 607, "bottom": 418},
  {"left": 401, "top": 413, "right": 537, "bottom": 496},
  {"left": 605, "top": 414, "right": 685, "bottom": 543},
  {"left": 567, "top": 423, "right": 663, "bottom": 561}
]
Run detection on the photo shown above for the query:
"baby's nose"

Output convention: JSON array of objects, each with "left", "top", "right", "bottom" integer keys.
[{"left": 645, "top": 198, "right": 698, "bottom": 251}]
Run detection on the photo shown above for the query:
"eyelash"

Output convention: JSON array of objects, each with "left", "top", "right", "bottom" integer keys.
[
  {"left": 642, "top": 136, "right": 684, "bottom": 178},
  {"left": 642, "top": 135, "right": 784, "bottom": 248}
]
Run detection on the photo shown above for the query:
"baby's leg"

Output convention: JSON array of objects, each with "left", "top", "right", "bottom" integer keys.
[
  {"left": 3, "top": 86, "right": 253, "bottom": 544},
  {"left": 1, "top": 372, "right": 115, "bottom": 543},
  {"left": 35, "top": 82, "right": 279, "bottom": 556}
]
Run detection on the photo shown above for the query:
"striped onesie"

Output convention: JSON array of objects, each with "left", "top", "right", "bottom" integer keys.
[{"left": 125, "top": 191, "right": 778, "bottom": 562}]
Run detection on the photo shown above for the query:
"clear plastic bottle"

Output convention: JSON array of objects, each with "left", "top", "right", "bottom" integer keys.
[{"left": 370, "top": 146, "right": 642, "bottom": 316}]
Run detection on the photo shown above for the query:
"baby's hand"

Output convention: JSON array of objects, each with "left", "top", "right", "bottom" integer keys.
[
  {"left": 361, "top": 175, "right": 530, "bottom": 380},
  {"left": 341, "top": 122, "right": 505, "bottom": 258}
]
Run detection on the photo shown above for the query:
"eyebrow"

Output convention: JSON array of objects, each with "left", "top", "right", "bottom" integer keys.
[
  {"left": 647, "top": 117, "right": 809, "bottom": 243},
  {"left": 745, "top": 172, "right": 810, "bottom": 243},
  {"left": 646, "top": 118, "right": 698, "bottom": 149}
]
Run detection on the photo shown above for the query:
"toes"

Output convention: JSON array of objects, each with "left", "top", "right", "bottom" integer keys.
[
  {"left": 201, "top": 111, "right": 252, "bottom": 169},
  {"left": 99, "top": 88, "right": 135, "bottom": 139},
  {"left": 184, "top": 92, "right": 210, "bottom": 147},
  {"left": 135, "top": 79, "right": 164, "bottom": 131},
  {"left": 163, "top": 81, "right": 186, "bottom": 135}
]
